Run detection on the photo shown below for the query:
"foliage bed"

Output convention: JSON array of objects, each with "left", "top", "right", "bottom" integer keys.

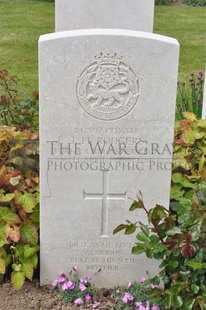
[
  {"left": 114, "top": 112, "right": 206, "bottom": 309},
  {"left": 183, "top": 0, "right": 206, "bottom": 5},
  {"left": 0, "top": 126, "right": 39, "bottom": 290},
  {"left": 155, "top": 0, "right": 172, "bottom": 4}
]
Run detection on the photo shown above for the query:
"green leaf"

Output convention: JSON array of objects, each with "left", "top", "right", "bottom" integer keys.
[
  {"left": 140, "top": 222, "right": 149, "bottom": 237},
  {"left": 23, "top": 245, "right": 39, "bottom": 258},
  {"left": 0, "top": 225, "right": 7, "bottom": 247},
  {"left": 3, "top": 252, "right": 11, "bottom": 267},
  {"left": 20, "top": 222, "right": 38, "bottom": 245},
  {"left": 0, "top": 193, "right": 15, "bottom": 203},
  {"left": 132, "top": 243, "right": 145, "bottom": 254},
  {"left": 166, "top": 227, "right": 182, "bottom": 236},
  {"left": 148, "top": 205, "right": 167, "bottom": 224},
  {"left": 149, "top": 235, "right": 159, "bottom": 246},
  {"left": 0, "top": 207, "right": 21, "bottom": 224},
  {"left": 113, "top": 224, "right": 128, "bottom": 235},
  {"left": 129, "top": 201, "right": 142, "bottom": 211},
  {"left": 191, "top": 284, "right": 199, "bottom": 294},
  {"left": 12, "top": 263, "right": 22, "bottom": 272},
  {"left": 15, "top": 193, "right": 37, "bottom": 213},
  {"left": 11, "top": 271, "right": 25, "bottom": 291},
  {"left": 125, "top": 224, "right": 136, "bottom": 235},
  {"left": 165, "top": 291, "right": 173, "bottom": 309},
  {"left": 0, "top": 258, "right": 6, "bottom": 274},
  {"left": 167, "top": 260, "right": 179, "bottom": 269},
  {"left": 10, "top": 176, "right": 21, "bottom": 186},
  {"left": 184, "top": 299, "right": 195, "bottom": 310},
  {"left": 180, "top": 125, "right": 195, "bottom": 145},
  {"left": 172, "top": 173, "right": 195, "bottom": 189},
  {"left": 30, "top": 205, "right": 39, "bottom": 224},
  {"left": 186, "top": 260, "right": 202, "bottom": 270},
  {"left": 21, "top": 261, "right": 34, "bottom": 281},
  {"left": 136, "top": 232, "right": 149, "bottom": 242},
  {"left": 170, "top": 184, "right": 185, "bottom": 200},
  {"left": 173, "top": 295, "right": 183, "bottom": 308},
  {"left": 172, "top": 173, "right": 184, "bottom": 184},
  {"left": 31, "top": 253, "right": 38, "bottom": 269}
]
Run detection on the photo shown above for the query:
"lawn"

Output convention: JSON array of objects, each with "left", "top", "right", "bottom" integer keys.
[{"left": 0, "top": 0, "right": 205, "bottom": 95}]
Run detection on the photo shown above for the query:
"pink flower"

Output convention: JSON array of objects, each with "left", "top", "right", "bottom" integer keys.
[
  {"left": 57, "top": 273, "right": 67, "bottom": 284},
  {"left": 135, "top": 301, "right": 151, "bottom": 310},
  {"left": 52, "top": 279, "right": 59, "bottom": 287},
  {"left": 74, "top": 298, "right": 83, "bottom": 305},
  {"left": 67, "top": 280, "right": 75, "bottom": 290},
  {"left": 86, "top": 274, "right": 92, "bottom": 281},
  {"left": 73, "top": 265, "right": 79, "bottom": 272},
  {"left": 135, "top": 302, "right": 142, "bottom": 309},
  {"left": 93, "top": 301, "right": 100, "bottom": 309},
  {"left": 145, "top": 300, "right": 150, "bottom": 310},
  {"left": 79, "top": 282, "right": 87, "bottom": 291},
  {"left": 152, "top": 306, "right": 160, "bottom": 310},
  {"left": 62, "top": 282, "right": 69, "bottom": 291},
  {"left": 140, "top": 277, "right": 146, "bottom": 284},
  {"left": 85, "top": 294, "right": 92, "bottom": 302},
  {"left": 62, "top": 280, "right": 75, "bottom": 291},
  {"left": 136, "top": 303, "right": 145, "bottom": 310},
  {"left": 126, "top": 293, "right": 133, "bottom": 301},
  {"left": 122, "top": 296, "right": 128, "bottom": 303},
  {"left": 136, "top": 304, "right": 146, "bottom": 310},
  {"left": 122, "top": 293, "right": 134, "bottom": 303},
  {"left": 127, "top": 281, "right": 132, "bottom": 289},
  {"left": 116, "top": 289, "right": 120, "bottom": 293},
  {"left": 149, "top": 284, "right": 156, "bottom": 289}
]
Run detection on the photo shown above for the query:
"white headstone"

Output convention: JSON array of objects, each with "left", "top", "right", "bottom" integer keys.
[
  {"left": 202, "top": 69, "right": 206, "bottom": 119},
  {"left": 55, "top": 0, "right": 155, "bottom": 33},
  {"left": 39, "top": 29, "right": 179, "bottom": 288}
]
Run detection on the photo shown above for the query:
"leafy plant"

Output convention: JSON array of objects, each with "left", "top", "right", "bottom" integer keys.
[
  {"left": 114, "top": 190, "right": 206, "bottom": 309},
  {"left": 172, "top": 112, "right": 206, "bottom": 202},
  {"left": 0, "top": 69, "right": 39, "bottom": 131},
  {"left": 114, "top": 116, "right": 206, "bottom": 309},
  {"left": 0, "top": 126, "right": 39, "bottom": 290},
  {"left": 183, "top": 0, "right": 206, "bottom": 5},
  {"left": 155, "top": 0, "right": 172, "bottom": 4},
  {"left": 53, "top": 266, "right": 98, "bottom": 307},
  {"left": 176, "top": 72, "right": 204, "bottom": 120}
]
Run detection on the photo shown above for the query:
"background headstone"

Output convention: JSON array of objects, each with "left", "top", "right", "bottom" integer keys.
[
  {"left": 202, "top": 68, "right": 206, "bottom": 119},
  {"left": 55, "top": 0, "right": 155, "bottom": 32},
  {"left": 39, "top": 29, "right": 179, "bottom": 288}
]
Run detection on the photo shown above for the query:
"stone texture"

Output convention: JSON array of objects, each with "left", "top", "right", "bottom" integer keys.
[
  {"left": 39, "top": 29, "right": 179, "bottom": 288},
  {"left": 55, "top": 0, "right": 154, "bottom": 32}
]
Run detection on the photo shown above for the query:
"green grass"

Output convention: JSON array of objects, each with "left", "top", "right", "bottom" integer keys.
[
  {"left": 0, "top": 0, "right": 54, "bottom": 95},
  {"left": 154, "top": 6, "right": 206, "bottom": 82},
  {"left": 0, "top": 1, "right": 205, "bottom": 94}
]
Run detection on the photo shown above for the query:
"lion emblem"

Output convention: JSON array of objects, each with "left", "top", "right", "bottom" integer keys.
[{"left": 76, "top": 53, "right": 139, "bottom": 121}]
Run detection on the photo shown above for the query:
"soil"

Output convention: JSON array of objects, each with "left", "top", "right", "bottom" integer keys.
[{"left": 0, "top": 280, "right": 115, "bottom": 310}]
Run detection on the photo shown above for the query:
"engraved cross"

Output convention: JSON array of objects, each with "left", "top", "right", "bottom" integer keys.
[{"left": 83, "top": 171, "right": 127, "bottom": 237}]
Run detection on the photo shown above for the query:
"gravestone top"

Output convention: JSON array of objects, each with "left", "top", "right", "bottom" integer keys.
[
  {"left": 55, "top": 0, "right": 155, "bottom": 32},
  {"left": 40, "top": 28, "right": 178, "bottom": 45},
  {"left": 39, "top": 29, "right": 179, "bottom": 288}
]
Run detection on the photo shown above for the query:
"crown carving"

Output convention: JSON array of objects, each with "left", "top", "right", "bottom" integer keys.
[{"left": 95, "top": 53, "right": 122, "bottom": 66}]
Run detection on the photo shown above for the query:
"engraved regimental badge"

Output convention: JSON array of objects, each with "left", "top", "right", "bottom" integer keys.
[{"left": 76, "top": 53, "right": 139, "bottom": 121}]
